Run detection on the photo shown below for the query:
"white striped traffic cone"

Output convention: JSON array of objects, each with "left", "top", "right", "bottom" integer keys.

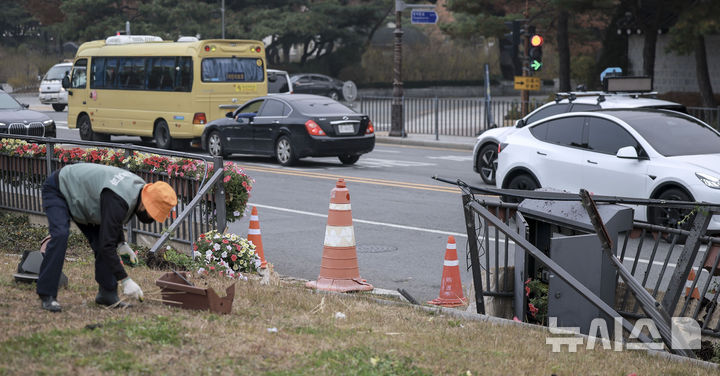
[{"left": 306, "top": 178, "right": 373, "bottom": 292}]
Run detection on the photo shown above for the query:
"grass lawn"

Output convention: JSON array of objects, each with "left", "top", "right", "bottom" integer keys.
[{"left": 0, "top": 253, "right": 716, "bottom": 376}]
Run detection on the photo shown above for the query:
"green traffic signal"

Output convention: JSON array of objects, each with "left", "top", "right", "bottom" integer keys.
[{"left": 531, "top": 60, "right": 542, "bottom": 71}]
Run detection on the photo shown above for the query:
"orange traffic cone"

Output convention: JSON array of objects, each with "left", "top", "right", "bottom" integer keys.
[
  {"left": 685, "top": 269, "right": 701, "bottom": 300},
  {"left": 428, "top": 236, "right": 467, "bottom": 307},
  {"left": 247, "top": 206, "right": 267, "bottom": 269},
  {"left": 306, "top": 179, "right": 373, "bottom": 292}
]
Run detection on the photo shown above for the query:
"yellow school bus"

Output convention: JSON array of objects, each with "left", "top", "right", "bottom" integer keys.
[{"left": 64, "top": 35, "right": 267, "bottom": 149}]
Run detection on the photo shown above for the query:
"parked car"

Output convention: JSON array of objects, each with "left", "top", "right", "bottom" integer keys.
[
  {"left": 495, "top": 108, "right": 720, "bottom": 230},
  {"left": 0, "top": 90, "right": 56, "bottom": 138},
  {"left": 472, "top": 83, "right": 687, "bottom": 185},
  {"left": 267, "top": 69, "right": 294, "bottom": 95},
  {"left": 201, "top": 94, "right": 374, "bottom": 166},
  {"left": 39, "top": 62, "right": 72, "bottom": 112},
  {"left": 290, "top": 73, "right": 345, "bottom": 101}
]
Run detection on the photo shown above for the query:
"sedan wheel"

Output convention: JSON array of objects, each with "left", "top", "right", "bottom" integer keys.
[
  {"left": 275, "top": 135, "right": 297, "bottom": 166},
  {"left": 477, "top": 143, "right": 498, "bottom": 185},
  {"left": 208, "top": 131, "right": 226, "bottom": 158},
  {"left": 338, "top": 155, "right": 360, "bottom": 165}
]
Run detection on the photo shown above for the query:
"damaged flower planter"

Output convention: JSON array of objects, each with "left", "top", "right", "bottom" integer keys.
[{"left": 155, "top": 271, "right": 235, "bottom": 314}]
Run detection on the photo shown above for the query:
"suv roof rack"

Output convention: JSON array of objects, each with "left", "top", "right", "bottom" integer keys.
[{"left": 554, "top": 90, "right": 659, "bottom": 105}]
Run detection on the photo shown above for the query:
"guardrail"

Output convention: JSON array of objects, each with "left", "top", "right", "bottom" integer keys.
[
  {"left": 0, "top": 134, "right": 226, "bottom": 251},
  {"left": 358, "top": 96, "right": 543, "bottom": 138},
  {"left": 438, "top": 177, "right": 720, "bottom": 345}
]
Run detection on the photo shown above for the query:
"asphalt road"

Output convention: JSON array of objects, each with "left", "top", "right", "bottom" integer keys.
[{"left": 20, "top": 94, "right": 489, "bottom": 303}]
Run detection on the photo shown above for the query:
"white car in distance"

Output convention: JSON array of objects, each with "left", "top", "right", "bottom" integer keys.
[{"left": 495, "top": 109, "right": 720, "bottom": 231}]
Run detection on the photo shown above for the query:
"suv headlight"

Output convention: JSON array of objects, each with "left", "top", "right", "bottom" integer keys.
[{"left": 696, "top": 172, "right": 720, "bottom": 189}]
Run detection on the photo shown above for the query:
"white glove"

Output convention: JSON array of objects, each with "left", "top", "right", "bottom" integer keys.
[
  {"left": 117, "top": 242, "right": 138, "bottom": 266},
  {"left": 121, "top": 278, "right": 144, "bottom": 302}
]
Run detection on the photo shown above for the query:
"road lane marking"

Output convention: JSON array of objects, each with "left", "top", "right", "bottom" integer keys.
[
  {"left": 427, "top": 156, "right": 474, "bottom": 162},
  {"left": 250, "top": 203, "right": 468, "bottom": 238},
  {"left": 357, "top": 158, "right": 435, "bottom": 168},
  {"left": 246, "top": 203, "right": 688, "bottom": 270},
  {"left": 239, "top": 164, "right": 463, "bottom": 194}
]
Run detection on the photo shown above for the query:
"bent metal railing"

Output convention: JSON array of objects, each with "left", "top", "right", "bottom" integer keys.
[
  {"left": 436, "top": 177, "right": 720, "bottom": 355},
  {"left": 0, "top": 134, "right": 226, "bottom": 252}
]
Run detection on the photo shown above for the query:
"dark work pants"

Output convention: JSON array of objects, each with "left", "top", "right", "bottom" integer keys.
[{"left": 37, "top": 171, "right": 118, "bottom": 298}]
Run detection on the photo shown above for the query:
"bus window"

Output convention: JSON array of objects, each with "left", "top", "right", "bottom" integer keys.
[
  {"left": 148, "top": 57, "right": 176, "bottom": 91},
  {"left": 175, "top": 57, "right": 192, "bottom": 92},
  {"left": 91, "top": 57, "right": 105, "bottom": 88},
  {"left": 201, "top": 57, "right": 264, "bottom": 82},
  {"left": 71, "top": 59, "right": 87, "bottom": 89},
  {"left": 118, "top": 57, "right": 145, "bottom": 90}
]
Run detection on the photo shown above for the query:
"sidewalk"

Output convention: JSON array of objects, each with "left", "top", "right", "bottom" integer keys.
[{"left": 374, "top": 131, "right": 477, "bottom": 151}]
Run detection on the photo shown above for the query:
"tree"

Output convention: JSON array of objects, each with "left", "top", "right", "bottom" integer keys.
[
  {"left": 0, "top": 0, "right": 40, "bottom": 47},
  {"left": 666, "top": 0, "right": 720, "bottom": 107}
]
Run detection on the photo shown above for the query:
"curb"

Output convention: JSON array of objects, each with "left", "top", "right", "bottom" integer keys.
[{"left": 375, "top": 136, "right": 475, "bottom": 151}]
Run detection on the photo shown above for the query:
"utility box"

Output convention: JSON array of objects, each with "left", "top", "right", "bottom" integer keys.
[{"left": 516, "top": 197, "right": 633, "bottom": 335}]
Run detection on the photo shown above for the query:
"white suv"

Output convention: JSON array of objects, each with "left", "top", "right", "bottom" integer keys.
[
  {"left": 267, "top": 69, "right": 293, "bottom": 95},
  {"left": 39, "top": 62, "right": 72, "bottom": 112},
  {"left": 472, "top": 85, "right": 686, "bottom": 185}
]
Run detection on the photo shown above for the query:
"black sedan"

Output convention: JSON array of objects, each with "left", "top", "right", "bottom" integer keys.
[
  {"left": 0, "top": 90, "right": 56, "bottom": 138},
  {"left": 290, "top": 74, "right": 345, "bottom": 101},
  {"left": 201, "top": 94, "right": 375, "bottom": 166}
]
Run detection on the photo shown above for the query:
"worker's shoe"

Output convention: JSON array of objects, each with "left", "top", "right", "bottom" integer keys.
[
  {"left": 95, "top": 286, "right": 130, "bottom": 308},
  {"left": 39, "top": 295, "right": 62, "bottom": 312}
]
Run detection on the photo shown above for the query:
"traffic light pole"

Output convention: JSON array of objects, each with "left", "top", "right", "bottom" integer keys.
[{"left": 521, "top": 21, "right": 530, "bottom": 117}]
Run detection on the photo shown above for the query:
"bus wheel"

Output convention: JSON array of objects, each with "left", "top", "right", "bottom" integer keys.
[
  {"left": 154, "top": 120, "right": 173, "bottom": 149},
  {"left": 78, "top": 115, "right": 95, "bottom": 141}
]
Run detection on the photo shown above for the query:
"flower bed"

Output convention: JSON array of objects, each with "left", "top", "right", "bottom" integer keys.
[
  {"left": 193, "top": 230, "right": 260, "bottom": 279},
  {"left": 0, "top": 138, "right": 254, "bottom": 222}
]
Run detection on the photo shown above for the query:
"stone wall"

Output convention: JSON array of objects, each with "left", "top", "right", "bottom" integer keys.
[{"left": 628, "top": 34, "right": 720, "bottom": 94}]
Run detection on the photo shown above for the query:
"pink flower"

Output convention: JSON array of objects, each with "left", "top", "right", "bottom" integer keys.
[
  {"left": 231, "top": 254, "right": 237, "bottom": 261},
  {"left": 525, "top": 286, "right": 530, "bottom": 297},
  {"left": 528, "top": 303, "right": 539, "bottom": 317},
  {"left": 223, "top": 175, "right": 232, "bottom": 183}
]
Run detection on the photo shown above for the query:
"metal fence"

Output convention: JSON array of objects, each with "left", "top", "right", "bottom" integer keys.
[
  {"left": 454, "top": 184, "right": 720, "bottom": 341},
  {"left": 688, "top": 106, "right": 720, "bottom": 130},
  {"left": 0, "top": 135, "right": 226, "bottom": 251},
  {"left": 356, "top": 97, "right": 720, "bottom": 137},
  {"left": 357, "top": 96, "right": 543, "bottom": 137}
]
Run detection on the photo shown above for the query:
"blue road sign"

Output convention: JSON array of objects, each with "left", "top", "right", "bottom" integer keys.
[{"left": 411, "top": 10, "right": 438, "bottom": 24}]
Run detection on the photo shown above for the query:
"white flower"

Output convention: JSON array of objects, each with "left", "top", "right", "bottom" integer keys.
[
  {"left": 166, "top": 245, "right": 171, "bottom": 250},
  {"left": 226, "top": 245, "right": 232, "bottom": 251},
  {"left": 214, "top": 234, "right": 221, "bottom": 240},
  {"left": 193, "top": 251, "right": 201, "bottom": 258},
  {"left": 234, "top": 211, "right": 241, "bottom": 217},
  {"left": 254, "top": 258, "right": 262, "bottom": 269},
  {"left": 213, "top": 243, "right": 221, "bottom": 251},
  {"left": 197, "top": 267, "right": 205, "bottom": 274},
  {"left": 205, "top": 250, "right": 213, "bottom": 257},
  {"left": 221, "top": 251, "right": 228, "bottom": 259}
]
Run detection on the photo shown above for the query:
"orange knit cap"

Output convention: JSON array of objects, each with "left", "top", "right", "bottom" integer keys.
[{"left": 141, "top": 181, "right": 177, "bottom": 222}]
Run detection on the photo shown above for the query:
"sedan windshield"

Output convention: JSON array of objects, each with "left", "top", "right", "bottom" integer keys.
[
  {"left": 610, "top": 110, "right": 720, "bottom": 157},
  {"left": 294, "top": 99, "right": 353, "bottom": 115},
  {"left": 0, "top": 92, "right": 22, "bottom": 110}
]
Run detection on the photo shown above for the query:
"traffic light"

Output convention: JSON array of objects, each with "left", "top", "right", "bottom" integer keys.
[
  {"left": 499, "top": 20, "right": 522, "bottom": 79},
  {"left": 529, "top": 33, "right": 543, "bottom": 72}
]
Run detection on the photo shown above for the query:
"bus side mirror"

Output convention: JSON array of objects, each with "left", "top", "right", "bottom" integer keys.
[{"left": 61, "top": 76, "right": 70, "bottom": 89}]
